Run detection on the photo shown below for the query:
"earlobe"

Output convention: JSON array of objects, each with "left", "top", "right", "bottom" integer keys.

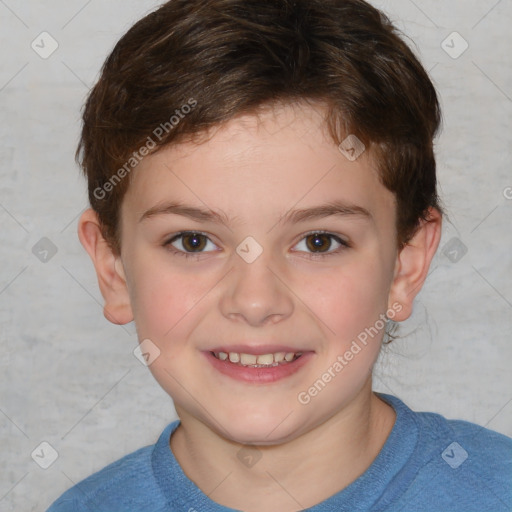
[
  {"left": 388, "top": 207, "right": 442, "bottom": 321},
  {"left": 78, "top": 209, "right": 134, "bottom": 325}
]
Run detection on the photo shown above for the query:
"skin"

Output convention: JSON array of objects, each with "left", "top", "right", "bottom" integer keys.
[{"left": 79, "top": 101, "right": 441, "bottom": 512}]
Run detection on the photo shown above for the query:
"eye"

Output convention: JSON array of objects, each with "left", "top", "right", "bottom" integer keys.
[
  {"left": 292, "top": 231, "right": 349, "bottom": 256},
  {"left": 165, "top": 232, "right": 218, "bottom": 257}
]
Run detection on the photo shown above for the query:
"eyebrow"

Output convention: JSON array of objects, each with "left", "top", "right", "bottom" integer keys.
[
  {"left": 280, "top": 201, "right": 372, "bottom": 224},
  {"left": 139, "top": 200, "right": 372, "bottom": 225},
  {"left": 139, "top": 202, "right": 231, "bottom": 225}
]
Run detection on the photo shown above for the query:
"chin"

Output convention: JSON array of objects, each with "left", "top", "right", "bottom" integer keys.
[{"left": 214, "top": 410, "right": 303, "bottom": 446}]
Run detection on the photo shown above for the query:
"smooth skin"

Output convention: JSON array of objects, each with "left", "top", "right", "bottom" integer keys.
[{"left": 79, "top": 101, "right": 441, "bottom": 512}]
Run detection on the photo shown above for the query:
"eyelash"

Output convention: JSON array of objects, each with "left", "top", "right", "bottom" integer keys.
[{"left": 163, "top": 230, "right": 350, "bottom": 260}]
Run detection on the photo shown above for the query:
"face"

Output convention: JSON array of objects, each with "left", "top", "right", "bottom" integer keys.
[{"left": 117, "top": 102, "right": 401, "bottom": 444}]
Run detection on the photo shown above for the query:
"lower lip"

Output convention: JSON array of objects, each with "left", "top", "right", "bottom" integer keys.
[{"left": 204, "top": 351, "right": 314, "bottom": 384}]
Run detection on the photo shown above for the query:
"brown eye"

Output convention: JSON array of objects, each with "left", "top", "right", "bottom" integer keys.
[
  {"left": 167, "top": 232, "right": 216, "bottom": 254},
  {"left": 293, "top": 232, "right": 348, "bottom": 256},
  {"left": 305, "top": 233, "right": 333, "bottom": 252},
  {"left": 181, "top": 233, "right": 207, "bottom": 252}
]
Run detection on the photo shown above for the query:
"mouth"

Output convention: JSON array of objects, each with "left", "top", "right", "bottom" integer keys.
[
  {"left": 204, "top": 347, "right": 314, "bottom": 384},
  {"left": 211, "top": 350, "right": 303, "bottom": 368}
]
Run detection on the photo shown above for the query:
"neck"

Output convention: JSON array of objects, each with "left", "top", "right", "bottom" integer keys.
[{"left": 170, "top": 379, "right": 396, "bottom": 512}]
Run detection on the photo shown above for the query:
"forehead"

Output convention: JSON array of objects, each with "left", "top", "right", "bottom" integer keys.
[{"left": 123, "top": 102, "right": 396, "bottom": 230}]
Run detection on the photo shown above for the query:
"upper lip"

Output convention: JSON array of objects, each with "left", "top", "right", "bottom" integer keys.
[{"left": 207, "top": 344, "right": 311, "bottom": 355}]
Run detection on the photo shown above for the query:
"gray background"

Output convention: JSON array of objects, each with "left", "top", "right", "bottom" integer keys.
[{"left": 0, "top": 1, "right": 511, "bottom": 510}]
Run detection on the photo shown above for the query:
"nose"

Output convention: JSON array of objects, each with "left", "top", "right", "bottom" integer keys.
[{"left": 219, "top": 255, "right": 294, "bottom": 327}]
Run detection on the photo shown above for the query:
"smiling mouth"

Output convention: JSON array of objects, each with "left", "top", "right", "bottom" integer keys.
[{"left": 211, "top": 351, "right": 303, "bottom": 368}]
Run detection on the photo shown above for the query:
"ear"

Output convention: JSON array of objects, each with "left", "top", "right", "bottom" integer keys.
[
  {"left": 388, "top": 207, "right": 442, "bottom": 321},
  {"left": 77, "top": 208, "right": 133, "bottom": 325}
]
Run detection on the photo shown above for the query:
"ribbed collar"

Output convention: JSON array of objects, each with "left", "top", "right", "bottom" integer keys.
[{"left": 151, "top": 393, "right": 420, "bottom": 511}]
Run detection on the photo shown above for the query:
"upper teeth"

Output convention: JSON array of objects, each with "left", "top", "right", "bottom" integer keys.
[{"left": 215, "top": 351, "right": 301, "bottom": 366}]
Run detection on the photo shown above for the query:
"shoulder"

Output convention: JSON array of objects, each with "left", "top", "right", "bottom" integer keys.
[
  {"left": 415, "top": 405, "right": 512, "bottom": 473},
  {"left": 382, "top": 393, "right": 512, "bottom": 466},
  {"left": 420, "top": 414, "right": 511, "bottom": 510},
  {"left": 437, "top": 415, "right": 512, "bottom": 487},
  {"left": 379, "top": 394, "right": 512, "bottom": 511},
  {"left": 46, "top": 423, "right": 177, "bottom": 512}
]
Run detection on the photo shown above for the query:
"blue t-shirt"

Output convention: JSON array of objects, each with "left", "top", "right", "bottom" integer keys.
[{"left": 47, "top": 393, "right": 512, "bottom": 511}]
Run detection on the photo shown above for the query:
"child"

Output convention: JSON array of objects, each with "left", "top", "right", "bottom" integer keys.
[{"left": 48, "top": 0, "right": 512, "bottom": 510}]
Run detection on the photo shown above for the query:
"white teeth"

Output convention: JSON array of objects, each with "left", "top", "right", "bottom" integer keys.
[
  {"left": 240, "top": 353, "right": 257, "bottom": 365},
  {"left": 274, "top": 352, "right": 285, "bottom": 362},
  {"left": 256, "top": 353, "right": 274, "bottom": 365},
  {"left": 214, "top": 350, "right": 303, "bottom": 367}
]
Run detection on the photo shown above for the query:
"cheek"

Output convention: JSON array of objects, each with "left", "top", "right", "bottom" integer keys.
[
  {"left": 295, "top": 264, "right": 390, "bottom": 408},
  {"left": 127, "top": 254, "right": 207, "bottom": 340},
  {"left": 128, "top": 261, "right": 210, "bottom": 397},
  {"left": 306, "top": 260, "right": 390, "bottom": 346}
]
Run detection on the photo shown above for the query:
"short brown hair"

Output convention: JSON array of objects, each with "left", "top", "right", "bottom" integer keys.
[{"left": 77, "top": 0, "right": 442, "bottom": 254}]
